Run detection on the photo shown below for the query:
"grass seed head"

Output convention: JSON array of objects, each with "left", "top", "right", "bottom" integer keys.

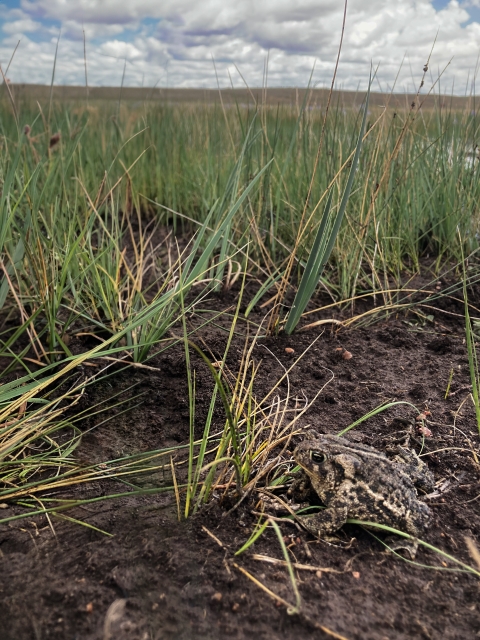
[{"left": 49, "top": 132, "right": 61, "bottom": 149}]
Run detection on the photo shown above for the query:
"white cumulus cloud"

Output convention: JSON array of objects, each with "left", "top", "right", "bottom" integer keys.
[{"left": 0, "top": 0, "right": 474, "bottom": 93}]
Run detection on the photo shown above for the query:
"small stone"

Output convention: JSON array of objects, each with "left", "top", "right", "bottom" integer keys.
[
  {"left": 211, "top": 592, "right": 223, "bottom": 602},
  {"left": 418, "top": 426, "right": 432, "bottom": 437},
  {"left": 342, "top": 350, "right": 353, "bottom": 360},
  {"left": 85, "top": 602, "right": 93, "bottom": 613},
  {"left": 0, "top": 503, "right": 9, "bottom": 509},
  {"left": 352, "top": 571, "right": 360, "bottom": 579},
  {"left": 285, "top": 347, "right": 295, "bottom": 354},
  {"left": 232, "top": 603, "right": 240, "bottom": 612}
]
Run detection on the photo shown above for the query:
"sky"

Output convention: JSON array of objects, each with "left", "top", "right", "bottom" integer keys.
[{"left": 0, "top": 0, "right": 479, "bottom": 94}]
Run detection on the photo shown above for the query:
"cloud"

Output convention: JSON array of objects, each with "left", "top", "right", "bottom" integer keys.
[
  {"left": 0, "top": 0, "right": 474, "bottom": 92},
  {"left": 2, "top": 17, "right": 42, "bottom": 34},
  {"left": 61, "top": 20, "right": 126, "bottom": 42},
  {"left": 99, "top": 40, "right": 143, "bottom": 61},
  {"left": 20, "top": 0, "right": 165, "bottom": 24}
]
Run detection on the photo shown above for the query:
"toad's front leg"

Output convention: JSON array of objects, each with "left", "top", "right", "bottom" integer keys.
[
  {"left": 287, "top": 469, "right": 314, "bottom": 502},
  {"left": 297, "top": 502, "right": 348, "bottom": 538}
]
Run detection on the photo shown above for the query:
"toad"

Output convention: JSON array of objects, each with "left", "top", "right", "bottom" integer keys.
[{"left": 291, "top": 434, "right": 434, "bottom": 556}]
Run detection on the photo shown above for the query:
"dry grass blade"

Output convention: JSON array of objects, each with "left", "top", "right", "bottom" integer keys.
[
  {"left": 252, "top": 554, "right": 346, "bottom": 575},
  {"left": 465, "top": 537, "right": 480, "bottom": 571},
  {"left": 202, "top": 525, "right": 225, "bottom": 548},
  {"left": 232, "top": 561, "right": 295, "bottom": 610}
]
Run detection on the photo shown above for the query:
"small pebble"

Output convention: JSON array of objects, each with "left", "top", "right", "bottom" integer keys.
[
  {"left": 285, "top": 347, "right": 295, "bottom": 354},
  {"left": 418, "top": 426, "right": 432, "bottom": 437},
  {"left": 334, "top": 347, "right": 352, "bottom": 360},
  {"left": 211, "top": 592, "right": 223, "bottom": 602}
]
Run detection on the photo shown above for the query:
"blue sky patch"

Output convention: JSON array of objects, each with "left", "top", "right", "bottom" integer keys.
[
  {"left": 431, "top": 0, "right": 450, "bottom": 9},
  {"left": 431, "top": 0, "right": 480, "bottom": 24},
  {"left": 1, "top": 0, "right": 21, "bottom": 8},
  {"left": 463, "top": 4, "right": 480, "bottom": 25}
]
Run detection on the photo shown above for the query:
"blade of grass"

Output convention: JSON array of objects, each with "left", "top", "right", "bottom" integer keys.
[{"left": 284, "top": 75, "right": 372, "bottom": 334}]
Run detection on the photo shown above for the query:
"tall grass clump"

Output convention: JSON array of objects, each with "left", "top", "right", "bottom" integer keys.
[
  {"left": 1, "top": 76, "right": 479, "bottom": 316},
  {"left": 0, "top": 92, "right": 273, "bottom": 519},
  {"left": 0, "top": 97, "right": 275, "bottom": 372},
  {"left": 282, "top": 80, "right": 371, "bottom": 334}
]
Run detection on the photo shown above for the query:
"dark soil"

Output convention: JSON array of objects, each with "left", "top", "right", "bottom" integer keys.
[{"left": 1, "top": 279, "right": 480, "bottom": 640}]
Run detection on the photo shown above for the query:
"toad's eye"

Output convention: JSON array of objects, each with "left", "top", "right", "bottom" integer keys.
[{"left": 310, "top": 451, "right": 326, "bottom": 464}]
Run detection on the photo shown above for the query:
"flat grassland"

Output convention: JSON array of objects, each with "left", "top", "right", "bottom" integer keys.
[{"left": 5, "top": 83, "right": 473, "bottom": 110}]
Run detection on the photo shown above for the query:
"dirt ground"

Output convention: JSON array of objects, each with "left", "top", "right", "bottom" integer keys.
[{"left": 1, "top": 274, "right": 480, "bottom": 640}]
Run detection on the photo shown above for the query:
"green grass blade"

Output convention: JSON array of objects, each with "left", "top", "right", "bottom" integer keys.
[{"left": 284, "top": 77, "right": 372, "bottom": 334}]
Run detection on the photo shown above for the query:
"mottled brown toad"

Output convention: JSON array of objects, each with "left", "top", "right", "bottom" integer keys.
[{"left": 292, "top": 434, "right": 434, "bottom": 555}]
